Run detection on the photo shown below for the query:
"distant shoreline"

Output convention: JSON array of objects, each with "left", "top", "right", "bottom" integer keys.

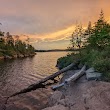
[
  {"left": 35, "top": 49, "right": 79, "bottom": 52},
  {"left": 0, "top": 53, "right": 36, "bottom": 60}
]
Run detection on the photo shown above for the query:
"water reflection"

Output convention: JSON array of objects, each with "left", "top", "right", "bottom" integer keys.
[{"left": 0, "top": 52, "right": 69, "bottom": 110}]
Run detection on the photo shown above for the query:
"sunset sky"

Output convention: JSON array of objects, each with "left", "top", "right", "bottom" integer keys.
[{"left": 0, "top": 0, "right": 110, "bottom": 49}]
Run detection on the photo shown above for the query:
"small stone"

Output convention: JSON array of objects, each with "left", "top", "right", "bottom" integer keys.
[
  {"left": 86, "top": 72, "right": 102, "bottom": 81},
  {"left": 48, "top": 91, "right": 63, "bottom": 106},
  {"left": 86, "top": 68, "right": 95, "bottom": 73},
  {"left": 42, "top": 105, "right": 69, "bottom": 110}
]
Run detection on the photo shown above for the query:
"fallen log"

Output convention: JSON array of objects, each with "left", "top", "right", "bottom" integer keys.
[
  {"left": 52, "top": 65, "right": 86, "bottom": 90},
  {"left": 65, "top": 65, "right": 86, "bottom": 83},
  {"left": 9, "top": 61, "right": 79, "bottom": 98},
  {"left": 52, "top": 83, "right": 65, "bottom": 90}
]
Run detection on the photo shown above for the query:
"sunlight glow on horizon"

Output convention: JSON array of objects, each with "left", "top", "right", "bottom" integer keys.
[{"left": 0, "top": 0, "right": 110, "bottom": 49}]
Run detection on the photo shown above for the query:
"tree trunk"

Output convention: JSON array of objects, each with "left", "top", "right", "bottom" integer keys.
[
  {"left": 9, "top": 61, "right": 80, "bottom": 98},
  {"left": 52, "top": 65, "right": 86, "bottom": 90},
  {"left": 65, "top": 65, "right": 86, "bottom": 83}
]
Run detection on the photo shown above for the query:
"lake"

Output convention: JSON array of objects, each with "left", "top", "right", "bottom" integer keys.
[{"left": 0, "top": 52, "right": 70, "bottom": 110}]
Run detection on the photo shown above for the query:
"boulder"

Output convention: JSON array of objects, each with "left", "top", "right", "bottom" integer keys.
[
  {"left": 4, "top": 55, "right": 13, "bottom": 59},
  {"left": 86, "top": 72, "right": 102, "bottom": 81},
  {"left": 86, "top": 67, "right": 95, "bottom": 73},
  {"left": 0, "top": 56, "right": 4, "bottom": 59},
  {"left": 48, "top": 91, "right": 64, "bottom": 106},
  {"left": 17, "top": 54, "right": 24, "bottom": 58},
  {"left": 42, "top": 105, "right": 69, "bottom": 110},
  {"left": 78, "top": 63, "right": 83, "bottom": 69}
]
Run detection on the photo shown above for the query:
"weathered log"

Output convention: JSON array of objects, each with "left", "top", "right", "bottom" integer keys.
[
  {"left": 52, "top": 65, "right": 86, "bottom": 90},
  {"left": 52, "top": 83, "right": 65, "bottom": 90},
  {"left": 9, "top": 61, "right": 79, "bottom": 98},
  {"left": 65, "top": 65, "right": 86, "bottom": 83}
]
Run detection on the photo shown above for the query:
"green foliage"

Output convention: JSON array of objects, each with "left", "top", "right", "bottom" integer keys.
[
  {"left": 57, "top": 54, "right": 74, "bottom": 69},
  {"left": 70, "top": 24, "right": 84, "bottom": 49},
  {"left": 81, "top": 48, "right": 110, "bottom": 80},
  {"left": 58, "top": 10, "right": 110, "bottom": 81},
  {"left": 0, "top": 38, "right": 5, "bottom": 49},
  {"left": 79, "top": 10, "right": 110, "bottom": 80},
  {"left": 0, "top": 31, "right": 35, "bottom": 58},
  {"left": 88, "top": 10, "right": 110, "bottom": 49},
  {"left": 57, "top": 52, "right": 80, "bottom": 69},
  {"left": 84, "top": 21, "right": 93, "bottom": 36},
  {"left": 0, "top": 31, "right": 4, "bottom": 36},
  {"left": 0, "top": 52, "right": 3, "bottom": 57}
]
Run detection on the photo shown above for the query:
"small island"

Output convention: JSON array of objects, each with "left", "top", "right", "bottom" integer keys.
[{"left": 0, "top": 31, "right": 36, "bottom": 60}]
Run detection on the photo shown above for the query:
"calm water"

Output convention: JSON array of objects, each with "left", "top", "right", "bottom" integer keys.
[{"left": 0, "top": 52, "right": 70, "bottom": 110}]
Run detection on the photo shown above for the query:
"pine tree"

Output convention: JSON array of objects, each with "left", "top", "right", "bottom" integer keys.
[
  {"left": 99, "top": 9, "right": 104, "bottom": 21},
  {"left": 88, "top": 10, "right": 110, "bottom": 49},
  {"left": 85, "top": 21, "right": 92, "bottom": 36},
  {"left": 70, "top": 24, "right": 84, "bottom": 49}
]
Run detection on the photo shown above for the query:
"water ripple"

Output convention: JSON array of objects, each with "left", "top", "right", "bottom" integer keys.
[{"left": 0, "top": 52, "right": 70, "bottom": 110}]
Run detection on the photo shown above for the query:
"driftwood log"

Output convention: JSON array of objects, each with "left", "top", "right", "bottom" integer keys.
[
  {"left": 52, "top": 65, "right": 86, "bottom": 90},
  {"left": 9, "top": 61, "right": 79, "bottom": 98},
  {"left": 65, "top": 65, "right": 86, "bottom": 83}
]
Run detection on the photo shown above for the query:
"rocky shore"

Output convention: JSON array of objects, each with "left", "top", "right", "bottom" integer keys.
[
  {"left": 42, "top": 70, "right": 110, "bottom": 110},
  {"left": 0, "top": 53, "right": 36, "bottom": 60},
  {"left": 0, "top": 58, "right": 109, "bottom": 110}
]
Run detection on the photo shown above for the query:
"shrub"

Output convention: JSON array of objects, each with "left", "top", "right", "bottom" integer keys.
[{"left": 81, "top": 48, "right": 110, "bottom": 80}]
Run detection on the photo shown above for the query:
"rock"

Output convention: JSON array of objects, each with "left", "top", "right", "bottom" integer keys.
[
  {"left": 4, "top": 55, "right": 13, "bottom": 59},
  {"left": 30, "top": 53, "right": 36, "bottom": 56},
  {"left": 78, "top": 63, "right": 83, "bottom": 69},
  {"left": 17, "top": 54, "right": 24, "bottom": 58},
  {"left": 86, "top": 67, "right": 102, "bottom": 80},
  {"left": 0, "top": 56, "right": 4, "bottom": 59},
  {"left": 0, "top": 105, "right": 6, "bottom": 110},
  {"left": 24, "top": 54, "right": 29, "bottom": 57},
  {"left": 6, "top": 104, "right": 29, "bottom": 110},
  {"left": 42, "top": 105, "right": 69, "bottom": 110},
  {"left": 48, "top": 91, "right": 64, "bottom": 106},
  {"left": 86, "top": 67, "right": 95, "bottom": 73},
  {"left": 86, "top": 72, "right": 102, "bottom": 81},
  {"left": 57, "top": 97, "right": 75, "bottom": 107},
  {"left": 12, "top": 55, "right": 17, "bottom": 58}
]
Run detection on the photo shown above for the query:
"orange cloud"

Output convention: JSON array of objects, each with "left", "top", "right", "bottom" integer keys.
[{"left": 15, "top": 25, "right": 76, "bottom": 44}]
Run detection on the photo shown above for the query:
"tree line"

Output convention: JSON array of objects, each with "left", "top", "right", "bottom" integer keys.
[
  {"left": 58, "top": 10, "right": 110, "bottom": 80},
  {"left": 0, "top": 31, "right": 35, "bottom": 58}
]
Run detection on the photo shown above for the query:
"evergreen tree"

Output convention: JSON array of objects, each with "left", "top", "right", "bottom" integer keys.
[
  {"left": 0, "top": 30, "right": 35, "bottom": 57},
  {"left": 85, "top": 21, "right": 92, "bottom": 36},
  {"left": 88, "top": 10, "right": 110, "bottom": 49},
  {"left": 70, "top": 24, "right": 84, "bottom": 49}
]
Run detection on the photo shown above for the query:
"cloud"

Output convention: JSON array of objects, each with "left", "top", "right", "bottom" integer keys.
[
  {"left": 22, "top": 25, "right": 75, "bottom": 43},
  {"left": 0, "top": 0, "right": 110, "bottom": 49},
  {"left": 1, "top": 0, "right": 109, "bottom": 35},
  {"left": 16, "top": 25, "right": 74, "bottom": 44}
]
